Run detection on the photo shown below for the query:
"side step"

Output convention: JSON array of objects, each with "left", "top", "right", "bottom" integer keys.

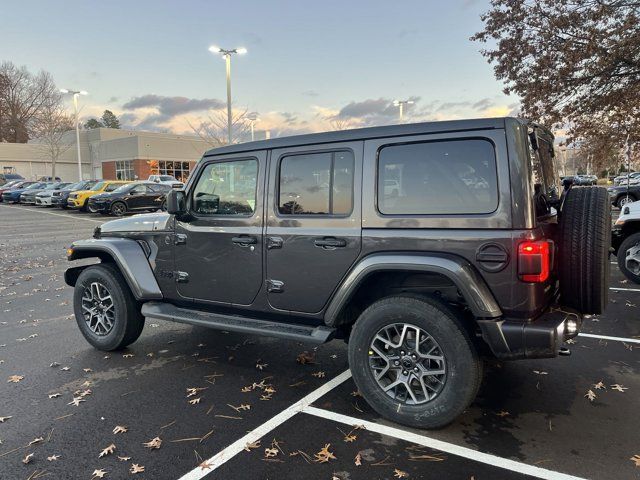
[{"left": 141, "top": 301, "right": 335, "bottom": 344}]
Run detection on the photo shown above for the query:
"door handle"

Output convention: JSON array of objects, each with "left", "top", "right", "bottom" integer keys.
[
  {"left": 232, "top": 235, "right": 257, "bottom": 246},
  {"left": 314, "top": 237, "right": 347, "bottom": 248}
]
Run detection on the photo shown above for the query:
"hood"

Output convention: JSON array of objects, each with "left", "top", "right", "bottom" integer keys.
[
  {"left": 99, "top": 212, "right": 172, "bottom": 234},
  {"left": 72, "top": 189, "right": 95, "bottom": 196},
  {"left": 91, "top": 192, "right": 113, "bottom": 199}
]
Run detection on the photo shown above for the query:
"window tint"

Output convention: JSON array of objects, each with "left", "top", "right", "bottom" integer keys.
[
  {"left": 278, "top": 151, "right": 354, "bottom": 215},
  {"left": 192, "top": 159, "right": 258, "bottom": 215},
  {"left": 130, "top": 185, "right": 148, "bottom": 194},
  {"left": 529, "top": 135, "right": 559, "bottom": 218},
  {"left": 105, "top": 183, "right": 123, "bottom": 192},
  {"left": 148, "top": 184, "right": 169, "bottom": 193},
  {"left": 377, "top": 139, "right": 498, "bottom": 215}
]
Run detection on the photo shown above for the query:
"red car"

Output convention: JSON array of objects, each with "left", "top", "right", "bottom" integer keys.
[{"left": 0, "top": 181, "right": 36, "bottom": 202}]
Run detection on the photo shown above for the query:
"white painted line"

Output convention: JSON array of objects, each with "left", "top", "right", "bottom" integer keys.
[
  {"left": 303, "top": 406, "right": 587, "bottom": 480},
  {"left": 609, "top": 286, "right": 640, "bottom": 292},
  {"left": 178, "top": 370, "right": 352, "bottom": 480},
  {"left": 578, "top": 333, "right": 640, "bottom": 344},
  {"left": 0, "top": 204, "right": 103, "bottom": 224}
]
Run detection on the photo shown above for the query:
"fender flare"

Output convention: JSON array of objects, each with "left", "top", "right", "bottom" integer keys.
[
  {"left": 324, "top": 253, "right": 502, "bottom": 326},
  {"left": 65, "top": 238, "right": 163, "bottom": 301}
]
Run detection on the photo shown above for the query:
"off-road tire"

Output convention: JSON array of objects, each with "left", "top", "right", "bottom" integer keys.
[
  {"left": 558, "top": 187, "right": 610, "bottom": 314},
  {"left": 617, "top": 232, "right": 640, "bottom": 284},
  {"left": 73, "top": 263, "right": 145, "bottom": 351},
  {"left": 348, "top": 294, "right": 482, "bottom": 429}
]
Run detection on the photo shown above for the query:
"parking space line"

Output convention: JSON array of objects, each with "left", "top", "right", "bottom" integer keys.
[
  {"left": 609, "top": 286, "right": 640, "bottom": 292},
  {"left": 302, "top": 406, "right": 586, "bottom": 480},
  {"left": 178, "top": 370, "right": 352, "bottom": 480},
  {"left": 0, "top": 204, "right": 103, "bottom": 223},
  {"left": 578, "top": 333, "right": 640, "bottom": 344}
]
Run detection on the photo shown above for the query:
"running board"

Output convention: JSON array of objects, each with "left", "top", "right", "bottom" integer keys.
[{"left": 141, "top": 301, "right": 335, "bottom": 344}]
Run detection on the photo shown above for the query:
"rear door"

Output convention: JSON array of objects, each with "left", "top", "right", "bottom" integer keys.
[
  {"left": 174, "top": 152, "right": 265, "bottom": 306},
  {"left": 265, "top": 143, "right": 362, "bottom": 313}
]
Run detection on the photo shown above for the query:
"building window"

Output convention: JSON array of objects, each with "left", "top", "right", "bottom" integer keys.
[
  {"left": 115, "top": 160, "right": 134, "bottom": 180},
  {"left": 150, "top": 160, "right": 192, "bottom": 183}
]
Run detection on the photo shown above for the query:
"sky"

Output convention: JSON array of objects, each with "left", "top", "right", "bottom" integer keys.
[{"left": 2, "top": 0, "right": 518, "bottom": 137}]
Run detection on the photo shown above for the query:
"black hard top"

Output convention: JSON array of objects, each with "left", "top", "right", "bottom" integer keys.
[{"left": 204, "top": 117, "right": 526, "bottom": 157}]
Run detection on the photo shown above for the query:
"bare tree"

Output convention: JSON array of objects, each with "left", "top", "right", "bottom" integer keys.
[
  {"left": 329, "top": 117, "right": 356, "bottom": 131},
  {"left": 189, "top": 107, "right": 251, "bottom": 147},
  {"left": 32, "top": 102, "right": 74, "bottom": 179},
  {"left": 0, "top": 61, "right": 60, "bottom": 143}
]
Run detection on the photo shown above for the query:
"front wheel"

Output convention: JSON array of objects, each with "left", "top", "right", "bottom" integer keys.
[
  {"left": 110, "top": 201, "right": 127, "bottom": 216},
  {"left": 617, "top": 232, "right": 640, "bottom": 284},
  {"left": 73, "top": 264, "right": 145, "bottom": 351},
  {"left": 617, "top": 195, "right": 636, "bottom": 208},
  {"left": 348, "top": 295, "right": 481, "bottom": 429}
]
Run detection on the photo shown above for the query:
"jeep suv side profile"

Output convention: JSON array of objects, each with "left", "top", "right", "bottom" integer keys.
[{"left": 65, "top": 118, "right": 610, "bottom": 428}]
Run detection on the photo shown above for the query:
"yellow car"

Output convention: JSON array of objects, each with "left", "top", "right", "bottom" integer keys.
[{"left": 67, "top": 181, "right": 130, "bottom": 211}]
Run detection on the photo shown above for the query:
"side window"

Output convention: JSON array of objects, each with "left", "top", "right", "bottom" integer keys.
[
  {"left": 131, "top": 185, "right": 148, "bottom": 194},
  {"left": 529, "top": 134, "right": 559, "bottom": 217},
  {"left": 192, "top": 159, "right": 258, "bottom": 216},
  {"left": 278, "top": 151, "right": 354, "bottom": 215},
  {"left": 105, "top": 183, "right": 121, "bottom": 192},
  {"left": 377, "top": 139, "right": 498, "bottom": 215}
]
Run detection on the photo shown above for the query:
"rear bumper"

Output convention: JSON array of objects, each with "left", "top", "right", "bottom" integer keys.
[{"left": 478, "top": 307, "right": 582, "bottom": 359}]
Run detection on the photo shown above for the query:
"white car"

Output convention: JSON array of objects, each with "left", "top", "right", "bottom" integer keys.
[
  {"left": 148, "top": 175, "right": 183, "bottom": 188},
  {"left": 34, "top": 183, "right": 72, "bottom": 206},
  {"left": 612, "top": 200, "right": 640, "bottom": 284}
]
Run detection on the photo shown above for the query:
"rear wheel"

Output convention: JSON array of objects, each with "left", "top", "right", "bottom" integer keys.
[
  {"left": 348, "top": 295, "right": 481, "bottom": 429},
  {"left": 73, "top": 264, "right": 145, "bottom": 351},
  {"left": 617, "top": 232, "right": 640, "bottom": 284},
  {"left": 558, "top": 187, "right": 610, "bottom": 314}
]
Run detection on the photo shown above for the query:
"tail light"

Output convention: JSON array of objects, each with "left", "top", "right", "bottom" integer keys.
[{"left": 518, "top": 240, "right": 551, "bottom": 283}]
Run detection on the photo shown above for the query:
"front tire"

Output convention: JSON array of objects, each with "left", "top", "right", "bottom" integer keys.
[
  {"left": 110, "top": 201, "right": 127, "bottom": 216},
  {"left": 617, "top": 195, "right": 636, "bottom": 208},
  {"left": 73, "top": 264, "right": 145, "bottom": 351},
  {"left": 348, "top": 295, "right": 481, "bottom": 429},
  {"left": 617, "top": 232, "right": 640, "bottom": 284}
]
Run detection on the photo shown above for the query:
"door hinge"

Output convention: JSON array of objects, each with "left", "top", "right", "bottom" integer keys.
[
  {"left": 174, "top": 271, "right": 189, "bottom": 283},
  {"left": 266, "top": 279, "right": 284, "bottom": 293},
  {"left": 174, "top": 233, "right": 187, "bottom": 245}
]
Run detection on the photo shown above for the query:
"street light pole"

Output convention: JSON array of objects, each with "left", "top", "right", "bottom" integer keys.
[
  {"left": 247, "top": 112, "right": 259, "bottom": 142},
  {"left": 60, "top": 89, "right": 88, "bottom": 181},
  {"left": 209, "top": 46, "right": 247, "bottom": 144},
  {"left": 393, "top": 99, "right": 414, "bottom": 123}
]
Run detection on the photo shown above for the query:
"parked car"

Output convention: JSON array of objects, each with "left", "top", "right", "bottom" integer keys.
[
  {"left": 67, "top": 181, "right": 130, "bottom": 211},
  {"left": 612, "top": 201, "right": 640, "bottom": 284},
  {"left": 574, "top": 175, "right": 597, "bottom": 186},
  {"left": 52, "top": 181, "right": 100, "bottom": 209},
  {"left": 65, "top": 118, "right": 611, "bottom": 429},
  {"left": 34, "top": 183, "right": 73, "bottom": 206},
  {"left": 0, "top": 180, "right": 25, "bottom": 199},
  {"left": 20, "top": 182, "right": 67, "bottom": 204},
  {"left": 614, "top": 172, "right": 640, "bottom": 186},
  {"left": 87, "top": 182, "right": 171, "bottom": 216},
  {"left": 2, "top": 182, "right": 48, "bottom": 203},
  {"left": 37, "top": 176, "right": 62, "bottom": 182},
  {"left": 0, "top": 173, "right": 24, "bottom": 186},
  {"left": 607, "top": 184, "right": 640, "bottom": 208},
  {"left": 148, "top": 175, "right": 183, "bottom": 188}
]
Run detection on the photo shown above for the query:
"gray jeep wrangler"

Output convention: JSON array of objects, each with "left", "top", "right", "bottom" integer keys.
[{"left": 65, "top": 118, "right": 610, "bottom": 428}]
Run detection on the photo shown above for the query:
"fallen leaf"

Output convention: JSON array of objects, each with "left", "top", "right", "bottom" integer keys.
[
  {"left": 99, "top": 443, "right": 116, "bottom": 458},
  {"left": 28, "top": 436, "right": 44, "bottom": 446},
  {"left": 611, "top": 384, "right": 629, "bottom": 392},
  {"left": 22, "top": 452, "right": 34, "bottom": 464},
  {"left": 83, "top": 368, "right": 93, "bottom": 373},
  {"left": 264, "top": 447, "right": 279, "bottom": 458},
  {"left": 296, "top": 351, "right": 315, "bottom": 364},
  {"left": 0, "top": 416, "right": 12, "bottom": 422},
  {"left": 228, "top": 403, "right": 251, "bottom": 412},
  {"left": 67, "top": 397, "right": 85, "bottom": 407},
  {"left": 47, "top": 454, "right": 60, "bottom": 461},
  {"left": 189, "top": 398, "right": 202, "bottom": 405},
  {"left": 496, "top": 410, "right": 510, "bottom": 417},
  {"left": 585, "top": 389, "right": 597, "bottom": 402},
  {"left": 186, "top": 387, "right": 206, "bottom": 398},
  {"left": 592, "top": 381, "right": 606, "bottom": 390},
  {"left": 199, "top": 461, "right": 213, "bottom": 470},
  {"left": 314, "top": 444, "right": 336, "bottom": 463},
  {"left": 117, "top": 456, "right": 131, "bottom": 461},
  {"left": 122, "top": 354, "right": 134, "bottom": 358},
  {"left": 60, "top": 366, "right": 70, "bottom": 371},
  {"left": 630, "top": 455, "right": 640, "bottom": 467},
  {"left": 113, "top": 425, "right": 128, "bottom": 434},
  {"left": 91, "top": 469, "right": 107, "bottom": 479},
  {"left": 244, "top": 440, "right": 261, "bottom": 451},
  {"left": 344, "top": 434, "right": 357, "bottom": 442},
  {"left": 143, "top": 436, "right": 162, "bottom": 449},
  {"left": 48, "top": 393, "right": 61, "bottom": 398},
  {"left": 256, "top": 361, "right": 268, "bottom": 370},
  {"left": 311, "top": 371, "right": 326, "bottom": 378},
  {"left": 7, "top": 375, "right": 24, "bottom": 383},
  {"left": 394, "top": 468, "right": 409, "bottom": 478},
  {"left": 130, "top": 464, "right": 145, "bottom": 474},
  {"left": 355, "top": 453, "right": 362, "bottom": 466}
]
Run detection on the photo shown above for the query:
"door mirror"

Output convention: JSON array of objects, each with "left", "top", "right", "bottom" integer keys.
[{"left": 166, "top": 189, "right": 186, "bottom": 214}]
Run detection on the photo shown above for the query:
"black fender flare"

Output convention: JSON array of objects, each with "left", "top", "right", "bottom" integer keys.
[
  {"left": 324, "top": 253, "right": 502, "bottom": 326},
  {"left": 65, "top": 238, "right": 163, "bottom": 301}
]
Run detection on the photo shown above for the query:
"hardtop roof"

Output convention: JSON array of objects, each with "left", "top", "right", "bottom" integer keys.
[{"left": 204, "top": 117, "right": 524, "bottom": 158}]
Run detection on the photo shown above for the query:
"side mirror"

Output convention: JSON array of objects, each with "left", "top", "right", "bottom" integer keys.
[{"left": 166, "top": 189, "right": 186, "bottom": 214}]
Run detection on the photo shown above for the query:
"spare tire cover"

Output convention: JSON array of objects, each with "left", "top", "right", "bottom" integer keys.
[{"left": 558, "top": 187, "right": 610, "bottom": 314}]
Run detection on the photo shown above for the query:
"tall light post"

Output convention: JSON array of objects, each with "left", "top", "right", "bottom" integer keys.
[
  {"left": 208, "top": 46, "right": 247, "bottom": 144},
  {"left": 60, "top": 89, "right": 88, "bottom": 180},
  {"left": 393, "top": 99, "right": 414, "bottom": 123},
  {"left": 247, "top": 112, "right": 259, "bottom": 142}
]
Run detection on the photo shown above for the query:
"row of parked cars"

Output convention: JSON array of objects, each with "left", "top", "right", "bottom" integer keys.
[{"left": 0, "top": 175, "right": 180, "bottom": 216}]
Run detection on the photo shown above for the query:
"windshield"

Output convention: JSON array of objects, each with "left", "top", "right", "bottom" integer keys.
[
  {"left": 64, "top": 182, "right": 83, "bottom": 191},
  {"left": 159, "top": 176, "right": 175, "bottom": 181},
  {"left": 25, "top": 183, "right": 45, "bottom": 190},
  {"left": 90, "top": 182, "right": 106, "bottom": 191}
]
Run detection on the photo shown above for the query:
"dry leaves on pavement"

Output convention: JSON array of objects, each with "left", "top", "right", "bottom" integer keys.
[
  {"left": 244, "top": 440, "right": 261, "bottom": 451},
  {"left": 611, "top": 384, "right": 628, "bottom": 392},
  {"left": 22, "top": 452, "right": 34, "bottom": 464},
  {"left": 394, "top": 469, "right": 409, "bottom": 478},
  {"left": 130, "top": 464, "right": 145, "bottom": 474},
  {"left": 296, "top": 351, "right": 315, "bottom": 364},
  {"left": 143, "top": 436, "right": 162, "bottom": 449},
  {"left": 314, "top": 444, "right": 336, "bottom": 463},
  {"left": 630, "top": 455, "right": 640, "bottom": 467},
  {"left": 584, "top": 390, "right": 596, "bottom": 402},
  {"left": 0, "top": 416, "right": 12, "bottom": 422},
  {"left": 91, "top": 469, "right": 107, "bottom": 479},
  {"left": 113, "top": 425, "right": 128, "bottom": 434},
  {"left": 7, "top": 375, "right": 24, "bottom": 383},
  {"left": 98, "top": 444, "right": 116, "bottom": 458}
]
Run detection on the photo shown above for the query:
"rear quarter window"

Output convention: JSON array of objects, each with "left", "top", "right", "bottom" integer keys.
[{"left": 377, "top": 139, "right": 498, "bottom": 215}]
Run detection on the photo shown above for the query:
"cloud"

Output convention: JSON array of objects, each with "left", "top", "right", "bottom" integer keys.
[
  {"left": 335, "top": 96, "right": 421, "bottom": 125},
  {"left": 301, "top": 90, "right": 319, "bottom": 97},
  {"left": 122, "top": 94, "right": 224, "bottom": 116},
  {"left": 472, "top": 98, "right": 495, "bottom": 111}
]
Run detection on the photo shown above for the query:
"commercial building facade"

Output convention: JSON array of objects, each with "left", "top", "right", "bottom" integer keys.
[{"left": 0, "top": 128, "right": 210, "bottom": 182}]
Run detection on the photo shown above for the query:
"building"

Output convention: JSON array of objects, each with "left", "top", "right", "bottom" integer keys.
[{"left": 0, "top": 128, "right": 211, "bottom": 182}]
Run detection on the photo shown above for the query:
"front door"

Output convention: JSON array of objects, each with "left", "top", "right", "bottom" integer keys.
[
  {"left": 265, "top": 143, "right": 362, "bottom": 313},
  {"left": 126, "top": 184, "right": 150, "bottom": 210},
  {"left": 174, "top": 152, "right": 265, "bottom": 305}
]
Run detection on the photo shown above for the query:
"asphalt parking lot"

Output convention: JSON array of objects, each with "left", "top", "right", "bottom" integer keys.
[{"left": 1, "top": 203, "right": 639, "bottom": 480}]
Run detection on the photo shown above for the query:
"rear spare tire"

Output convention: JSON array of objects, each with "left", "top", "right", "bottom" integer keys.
[{"left": 558, "top": 187, "right": 610, "bottom": 314}]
